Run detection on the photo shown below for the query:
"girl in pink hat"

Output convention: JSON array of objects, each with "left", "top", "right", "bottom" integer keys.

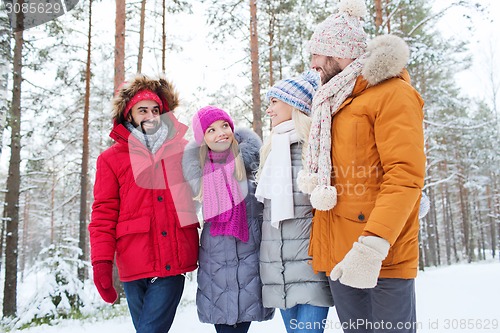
[{"left": 182, "top": 106, "right": 274, "bottom": 333}]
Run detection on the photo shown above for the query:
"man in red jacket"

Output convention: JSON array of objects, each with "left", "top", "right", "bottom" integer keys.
[{"left": 88, "top": 74, "right": 199, "bottom": 333}]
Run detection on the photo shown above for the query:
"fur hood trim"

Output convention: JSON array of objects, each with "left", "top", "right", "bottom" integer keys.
[
  {"left": 112, "top": 74, "right": 180, "bottom": 124},
  {"left": 182, "top": 127, "right": 262, "bottom": 194},
  {"left": 362, "top": 34, "right": 410, "bottom": 86}
]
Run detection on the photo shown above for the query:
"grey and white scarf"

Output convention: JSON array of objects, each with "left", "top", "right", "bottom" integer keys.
[{"left": 125, "top": 121, "right": 169, "bottom": 154}]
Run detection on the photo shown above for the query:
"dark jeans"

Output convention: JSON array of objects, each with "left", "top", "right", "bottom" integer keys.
[
  {"left": 123, "top": 275, "right": 185, "bottom": 333},
  {"left": 330, "top": 278, "right": 416, "bottom": 333},
  {"left": 214, "top": 322, "right": 251, "bottom": 333}
]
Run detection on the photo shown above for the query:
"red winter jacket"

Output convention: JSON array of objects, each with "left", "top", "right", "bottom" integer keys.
[{"left": 89, "top": 112, "right": 199, "bottom": 282}]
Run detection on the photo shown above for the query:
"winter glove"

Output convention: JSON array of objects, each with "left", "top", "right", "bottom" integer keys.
[
  {"left": 419, "top": 192, "right": 430, "bottom": 219},
  {"left": 92, "top": 261, "right": 118, "bottom": 304},
  {"left": 330, "top": 236, "right": 390, "bottom": 289}
]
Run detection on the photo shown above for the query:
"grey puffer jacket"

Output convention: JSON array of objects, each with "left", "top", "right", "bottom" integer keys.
[
  {"left": 182, "top": 127, "right": 275, "bottom": 325},
  {"left": 259, "top": 142, "right": 333, "bottom": 309}
]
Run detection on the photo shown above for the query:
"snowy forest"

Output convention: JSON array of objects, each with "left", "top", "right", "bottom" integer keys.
[{"left": 0, "top": 0, "right": 499, "bottom": 330}]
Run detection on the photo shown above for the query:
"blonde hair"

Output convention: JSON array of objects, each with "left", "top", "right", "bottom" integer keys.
[
  {"left": 194, "top": 138, "right": 246, "bottom": 201},
  {"left": 255, "top": 108, "right": 311, "bottom": 182}
]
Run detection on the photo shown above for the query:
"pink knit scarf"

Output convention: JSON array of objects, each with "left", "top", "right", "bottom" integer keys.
[{"left": 202, "top": 150, "right": 249, "bottom": 242}]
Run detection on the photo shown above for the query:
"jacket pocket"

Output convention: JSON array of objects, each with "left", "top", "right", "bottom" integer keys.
[
  {"left": 331, "top": 201, "right": 375, "bottom": 263},
  {"left": 333, "top": 200, "right": 375, "bottom": 224},
  {"left": 115, "top": 216, "right": 154, "bottom": 278},
  {"left": 116, "top": 216, "right": 151, "bottom": 238}
]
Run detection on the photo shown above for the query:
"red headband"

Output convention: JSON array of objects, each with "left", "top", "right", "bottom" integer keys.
[{"left": 123, "top": 89, "right": 167, "bottom": 119}]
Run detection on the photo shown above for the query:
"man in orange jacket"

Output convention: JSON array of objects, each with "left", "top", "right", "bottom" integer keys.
[{"left": 297, "top": 0, "right": 426, "bottom": 332}]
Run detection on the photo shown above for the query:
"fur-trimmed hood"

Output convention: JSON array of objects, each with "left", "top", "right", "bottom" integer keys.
[
  {"left": 361, "top": 34, "right": 410, "bottom": 86},
  {"left": 112, "top": 74, "right": 180, "bottom": 125},
  {"left": 182, "top": 127, "right": 262, "bottom": 195}
]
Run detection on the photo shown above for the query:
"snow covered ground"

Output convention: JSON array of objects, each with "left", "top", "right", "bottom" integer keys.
[{"left": 10, "top": 261, "right": 500, "bottom": 332}]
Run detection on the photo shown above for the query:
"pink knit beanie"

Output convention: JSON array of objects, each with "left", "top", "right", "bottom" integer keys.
[
  {"left": 308, "top": 0, "right": 368, "bottom": 59},
  {"left": 192, "top": 105, "right": 235, "bottom": 145}
]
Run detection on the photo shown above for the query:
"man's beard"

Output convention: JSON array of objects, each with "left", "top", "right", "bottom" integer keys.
[
  {"left": 130, "top": 119, "right": 161, "bottom": 134},
  {"left": 321, "top": 57, "right": 343, "bottom": 85}
]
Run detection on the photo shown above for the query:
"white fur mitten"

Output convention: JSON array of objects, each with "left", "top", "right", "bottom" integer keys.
[{"left": 330, "top": 236, "right": 390, "bottom": 289}]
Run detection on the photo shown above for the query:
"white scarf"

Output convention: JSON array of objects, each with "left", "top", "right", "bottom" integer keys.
[
  {"left": 299, "top": 54, "right": 367, "bottom": 211},
  {"left": 255, "top": 120, "right": 299, "bottom": 228}
]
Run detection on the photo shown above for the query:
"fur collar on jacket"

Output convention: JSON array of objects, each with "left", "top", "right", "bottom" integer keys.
[
  {"left": 182, "top": 127, "right": 262, "bottom": 195},
  {"left": 361, "top": 34, "right": 410, "bottom": 87},
  {"left": 112, "top": 74, "right": 180, "bottom": 125}
]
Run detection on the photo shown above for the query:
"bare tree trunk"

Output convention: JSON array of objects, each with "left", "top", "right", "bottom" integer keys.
[
  {"left": 418, "top": 231, "right": 425, "bottom": 271},
  {"left": 486, "top": 184, "right": 496, "bottom": 258},
  {"left": 425, "top": 187, "right": 438, "bottom": 266},
  {"left": 385, "top": 0, "right": 391, "bottom": 33},
  {"left": 266, "top": 8, "right": 275, "bottom": 134},
  {"left": 441, "top": 184, "right": 451, "bottom": 265},
  {"left": 162, "top": 0, "right": 166, "bottom": 73},
  {"left": 137, "top": 0, "right": 146, "bottom": 73},
  {"left": 422, "top": 218, "right": 435, "bottom": 267},
  {"left": 114, "top": 0, "right": 126, "bottom": 92},
  {"left": 446, "top": 185, "right": 459, "bottom": 262},
  {"left": 277, "top": 24, "right": 282, "bottom": 81},
  {"left": 0, "top": 210, "right": 5, "bottom": 272},
  {"left": 51, "top": 169, "right": 56, "bottom": 243},
  {"left": 267, "top": 10, "right": 274, "bottom": 87},
  {"left": 78, "top": 0, "right": 93, "bottom": 282},
  {"left": 375, "top": 0, "right": 382, "bottom": 28},
  {"left": 114, "top": 0, "right": 126, "bottom": 301},
  {"left": 458, "top": 175, "right": 471, "bottom": 262},
  {"left": 430, "top": 187, "right": 441, "bottom": 265},
  {"left": 20, "top": 190, "right": 29, "bottom": 281},
  {"left": 0, "top": 14, "right": 9, "bottom": 158},
  {"left": 3, "top": 19, "right": 23, "bottom": 318},
  {"left": 476, "top": 194, "right": 486, "bottom": 260},
  {"left": 249, "top": 0, "right": 262, "bottom": 138}
]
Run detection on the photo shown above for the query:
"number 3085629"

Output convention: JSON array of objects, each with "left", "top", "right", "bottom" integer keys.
[{"left": 5, "top": 2, "right": 63, "bottom": 14}]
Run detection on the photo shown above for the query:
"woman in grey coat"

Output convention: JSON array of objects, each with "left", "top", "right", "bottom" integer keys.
[
  {"left": 183, "top": 106, "right": 274, "bottom": 333},
  {"left": 255, "top": 72, "right": 333, "bottom": 333}
]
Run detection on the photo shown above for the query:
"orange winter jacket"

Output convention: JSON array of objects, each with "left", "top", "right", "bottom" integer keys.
[{"left": 309, "top": 69, "right": 425, "bottom": 279}]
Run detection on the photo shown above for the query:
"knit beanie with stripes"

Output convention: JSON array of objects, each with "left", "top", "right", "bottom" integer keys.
[{"left": 266, "top": 70, "right": 320, "bottom": 114}]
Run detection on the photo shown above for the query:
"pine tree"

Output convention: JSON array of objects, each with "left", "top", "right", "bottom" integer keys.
[
  {"left": 16, "top": 238, "right": 90, "bottom": 327},
  {"left": 3, "top": 8, "right": 24, "bottom": 318}
]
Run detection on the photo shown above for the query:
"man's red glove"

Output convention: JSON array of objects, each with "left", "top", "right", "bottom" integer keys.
[{"left": 92, "top": 261, "right": 118, "bottom": 304}]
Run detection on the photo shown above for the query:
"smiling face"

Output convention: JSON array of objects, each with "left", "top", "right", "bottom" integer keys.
[
  {"left": 203, "top": 120, "right": 234, "bottom": 152},
  {"left": 127, "top": 99, "right": 161, "bottom": 134},
  {"left": 266, "top": 97, "right": 293, "bottom": 128}
]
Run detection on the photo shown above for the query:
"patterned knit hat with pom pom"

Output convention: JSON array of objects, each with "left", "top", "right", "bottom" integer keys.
[
  {"left": 266, "top": 70, "right": 320, "bottom": 115},
  {"left": 308, "top": 0, "right": 368, "bottom": 59}
]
